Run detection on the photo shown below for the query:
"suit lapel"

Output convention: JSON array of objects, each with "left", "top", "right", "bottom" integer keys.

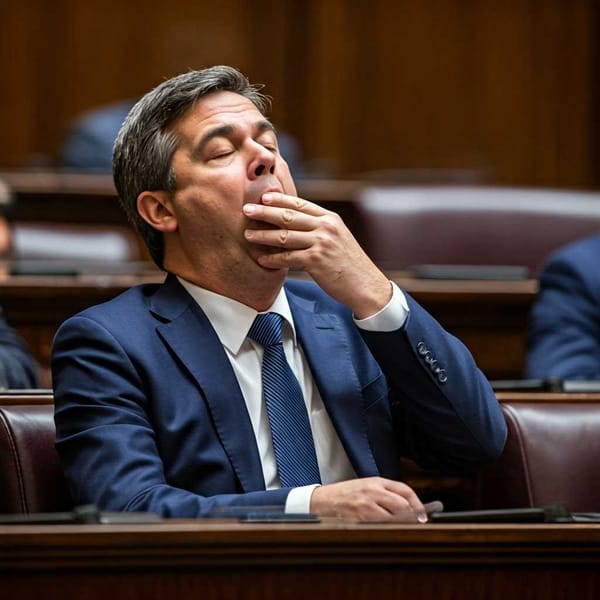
[
  {"left": 286, "top": 287, "right": 380, "bottom": 477},
  {"left": 149, "top": 276, "right": 265, "bottom": 492}
]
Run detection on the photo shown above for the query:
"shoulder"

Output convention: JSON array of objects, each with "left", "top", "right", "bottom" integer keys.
[
  {"left": 544, "top": 233, "right": 600, "bottom": 273},
  {"left": 284, "top": 277, "right": 324, "bottom": 298},
  {"left": 537, "top": 233, "right": 600, "bottom": 303},
  {"left": 59, "top": 282, "right": 162, "bottom": 332},
  {"left": 284, "top": 277, "right": 351, "bottom": 314}
]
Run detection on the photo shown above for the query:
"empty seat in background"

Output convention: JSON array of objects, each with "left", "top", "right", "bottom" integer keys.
[
  {"left": 0, "top": 401, "right": 73, "bottom": 514},
  {"left": 356, "top": 186, "right": 600, "bottom": 277},
  {"left": 9, "top": 221, "right": 150, "bottom": 274},
  {"left": 480, "top": 400, "right": 600, "bottom": 513},
  {"left": 11, "top": 222, "right": 141, "bottom": 262}
]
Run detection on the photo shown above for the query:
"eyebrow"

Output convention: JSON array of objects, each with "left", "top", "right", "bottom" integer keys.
[{"left": 194, "top": 119, "right": 276, "bottom": 156}]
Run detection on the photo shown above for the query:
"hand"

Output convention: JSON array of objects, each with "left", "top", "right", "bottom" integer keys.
[
  {"left": 309, "top": 476, "right": 428, "bottom": 523},
  {"left": 243, "top": 193, "right": 392, "bottom": 318}
]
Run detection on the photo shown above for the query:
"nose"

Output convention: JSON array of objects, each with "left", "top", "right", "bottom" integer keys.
[{"left": 248, "top": 143, "right": 276, "bottom": 179}]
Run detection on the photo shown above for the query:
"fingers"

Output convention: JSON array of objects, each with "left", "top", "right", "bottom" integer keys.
[
  {"left": 243, "top": 191, "right": 392, "bottom": 317},
  {"left": 243, "top": 193, "right": 341, "bottom": 269},
  {"left": 383, "top": 480, "right": 428, "bottom": 522},
  {"left": 310, "top": 477, "right": 427, "bottom": 523},
  {"left": 365, "top": 479, "right": 426, "bottom": 521},
  {"left": 244, "top": 225, "right": 318, "bottom": 252},
  {"left": 262, "top": 192, "right": 326, "bottom": 217},
  {"left": 243, "top": 193, "right": 327, "bottom": 233}
]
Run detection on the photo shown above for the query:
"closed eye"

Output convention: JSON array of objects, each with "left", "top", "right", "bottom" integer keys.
[
  {"left": 256, "top": 136, "right": 278, "bottom": 154},
  {"left": 208, "top": 148, "right": 235, "bottom": 161}
]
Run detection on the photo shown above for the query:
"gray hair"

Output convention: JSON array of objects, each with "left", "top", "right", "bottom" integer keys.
[{"left": 112, "top": 66, "right": 270, "bottom": 268}]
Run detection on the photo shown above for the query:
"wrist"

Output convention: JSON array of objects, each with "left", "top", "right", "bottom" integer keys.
[{"left": 352, "top": 278, "right": 393, "bottom": 320}]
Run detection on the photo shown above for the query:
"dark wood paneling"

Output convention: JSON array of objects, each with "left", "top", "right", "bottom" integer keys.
[{"left": 0, "top": 1, "right": 597, "bottom": 187}]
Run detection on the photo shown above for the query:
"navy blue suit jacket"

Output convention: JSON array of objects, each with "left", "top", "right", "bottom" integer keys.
[
  {"left": 60, "top": 100, "right": 133, "bottom": 172},
  {"left": 526, "top": 233, "right": 600, "bottom": 380},
  {"left": 52, "top": 275, "right": 506, "bottom": 517}
]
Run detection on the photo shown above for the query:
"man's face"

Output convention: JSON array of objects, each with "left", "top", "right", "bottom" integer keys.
[{"left": 165, "top": 90, "right": 296, "bottom": 282}]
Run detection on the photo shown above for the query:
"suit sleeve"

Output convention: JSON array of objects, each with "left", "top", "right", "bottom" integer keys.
[
  {"left": 52, "top": 314, "right": 289, "bottom": 517},
  {"left": 360, "top": 293, "right": 507, "bottom": 473}
]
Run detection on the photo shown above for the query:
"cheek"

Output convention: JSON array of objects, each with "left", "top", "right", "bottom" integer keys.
[
  {"left": 176, "top": 182, "right": 246, "bottom": 239},
  {"left": 276, "top": 159, "right": 297, "bottom": 196},
  {"left": 176, "top": 172, "right": 242, "bottom": 212}
]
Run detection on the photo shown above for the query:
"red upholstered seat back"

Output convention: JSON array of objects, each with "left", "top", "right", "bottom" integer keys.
[
  {"left": 481, "top": 401, "right": 600, "bottom": 512},
  {"left": 356, "top": 186, "right": 600, "bottom": 277},
  {"left": 0, "top": 402, "right": 72, "bottom": 514}
]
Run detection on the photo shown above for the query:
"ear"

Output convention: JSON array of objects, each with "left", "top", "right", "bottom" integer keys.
[{"left": 137, "top": 190, "right": 178, "bottom": 233}]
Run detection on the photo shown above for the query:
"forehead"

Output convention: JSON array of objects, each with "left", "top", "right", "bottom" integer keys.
[{"left": 173, "top": 90, "right": 266, "bottom": 137}]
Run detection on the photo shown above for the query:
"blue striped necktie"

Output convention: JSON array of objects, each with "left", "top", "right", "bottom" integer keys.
[{"left": 248, "top": 312, "right": 321, "bottom": 487}]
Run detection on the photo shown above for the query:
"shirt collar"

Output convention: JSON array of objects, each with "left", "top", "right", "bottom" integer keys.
[{"left": 176, "top": 276, "right": 297, "bottom": 355}]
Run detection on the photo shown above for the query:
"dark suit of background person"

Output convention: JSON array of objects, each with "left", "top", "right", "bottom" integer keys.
[
  {"left": 60, "top": 100, "right": 305, "bottom": 177},
  {"left": 60, "top": 100, "right": 135, "bottom": 172},
  {"left": 0, "top": 307, "right": 39, "bottom": 389},
  {"left": 0, "top": 180, "right": 39, "bottom": 389},
  {"left": 52, "top": 66, "right": 507, "bottom": 521},
  {"left": 526, "top": 233, "right": 600, "bottom": 380}
]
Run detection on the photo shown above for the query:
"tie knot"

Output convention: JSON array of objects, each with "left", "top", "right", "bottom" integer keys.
[{"left": 248, "top": 312, "right": 283, "bottom": 348}]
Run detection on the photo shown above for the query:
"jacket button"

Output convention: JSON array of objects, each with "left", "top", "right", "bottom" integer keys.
[
  {"left": 416, "top": 341, "right": 427, "bottom": 355},
  {"left": 437, "top": 369, "right": 448, "bottom": 383}
]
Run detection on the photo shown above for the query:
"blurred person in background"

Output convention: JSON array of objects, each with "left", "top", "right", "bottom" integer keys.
[
  {"left": 526, "top": 233, "right": 600, "bottom": 381},
  {"left": 61, "top": 99, "right": 304, "bottom": 177},
  {"left": 0, "top": 179, "right": 40, "bottom": 389}
]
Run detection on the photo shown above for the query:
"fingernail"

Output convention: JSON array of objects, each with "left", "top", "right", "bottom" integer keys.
[
  {"left": 262, "top": 193, "right": 273, "bottom": 203},
  {"left": 244, "top": 229, "right": 254, "bottom": 239},
  {"left": 243, "top": 203, "right": 256, "bottom": 214},
  {"left": 417, "top": 513, "right": 428, "bottom": 524}
]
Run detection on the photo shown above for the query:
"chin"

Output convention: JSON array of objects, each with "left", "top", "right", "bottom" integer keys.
[
  {"left": 258, "top": 262, "right": 288, "bottom": 275},
  {"left": 255, "top": 260, "right": 288, "bottom": 279}
]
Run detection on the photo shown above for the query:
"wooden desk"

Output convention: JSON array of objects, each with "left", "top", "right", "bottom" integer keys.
[
  {"left": 1, "top": 520, "right": 599, "bottom": 599},
  {"left": 0, "top": 170, "right": 364, "bottom": 223},
  {"left": 0, "top": 273, "right": 536, "bottom": 386},
  {"left": 0, "top": 390, "right": 53, "bottom": 405},
  {"left": 1, "top": 171, "right": 125, "bottom": 224},
  {"left": 496, "top": 391, "right": 600, "bottom": 402}
]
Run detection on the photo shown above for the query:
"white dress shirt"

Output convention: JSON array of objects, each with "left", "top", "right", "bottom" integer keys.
[{"left": 178, "top": 277, "right": 409, "bottom": 512}]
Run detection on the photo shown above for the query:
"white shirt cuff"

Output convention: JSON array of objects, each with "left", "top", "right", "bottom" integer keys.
[
  {"left": 284, "top": 484, "right": 320, "bottom": 514},
  {"left": 353, "top": 281, "right": 409, "bottom": 332}
]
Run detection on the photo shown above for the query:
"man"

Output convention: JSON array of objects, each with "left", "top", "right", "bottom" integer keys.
[
  {"left": 52, "top": 66, "right": 506, "bottom": 521},
  {"left": 526, "top": 233, "right": 600, "bottom": 380}
]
